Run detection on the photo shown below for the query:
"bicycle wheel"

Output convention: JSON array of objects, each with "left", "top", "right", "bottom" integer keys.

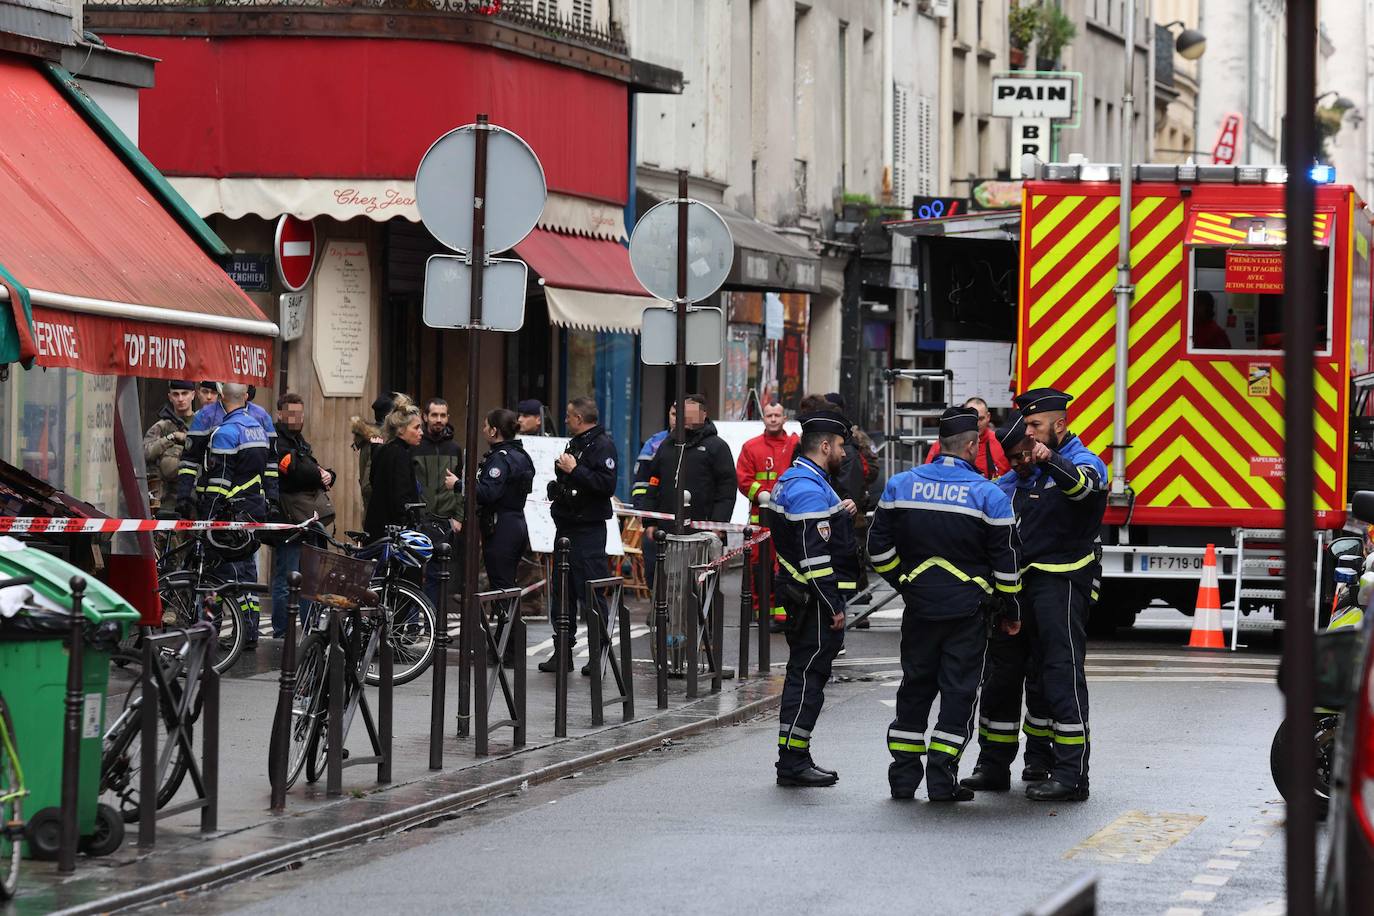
[
  {"left": 163, "top": 583, "right": 246, "bottom": 675},
  {"left": 0, "top": 697, "right": 23, "bottom": 902},
  {"left": 268, "top": 633, "right": 327, "bottom": 791},
  {"left": 102, "top": 652, "right": 191, "bottom": 823},
  {"left": 365, "top": 581, "right": 437, "bottom": 687}
]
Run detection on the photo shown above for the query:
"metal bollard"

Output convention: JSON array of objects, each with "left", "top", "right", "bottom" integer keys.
[
  {"left": 738, "top": 528, "right": 754, "bottom": 680},
  {"left": 325, "top": 607, "right": 344, "bottom": 797},
  {"left": 586, "top": 582, "right": 603, "bottom": 727},
  {"left": 378, "top": 605, "right": 393, "bottom": 783},
  {"left": 617, "top": 595, "right": 635, "bottom": 720},
  {"left": 137, "top": 618, "right": 157, "bottom": 849},
  {"left": 271, "top": 572, "right": 302, "bottom": 810},
  {"left": 429, "top": 542, "right": 452, "bottom": 769},
  {"left": 474, "top": 597, "right": 489, "bottom": 757},
  {"left": 757, "top": 543, "right": 772, "bottom": 675},
  {"left": 58, "top": 576, "right": 87, "bottom": 872},
  {"left": 711, "top": 570, "right": 724, "bottom": 694},
  {"left": 513, "top": 614, "right": 528, "bottom": 747},
  {"left": 201, "top": 627, "right": 220, "bottom": 833},
  {"left": 554, "top": 537, "right": 572, "bottom": 738},
  {"left": 653, "top": 529, "right": 669, "bottom": 709}
]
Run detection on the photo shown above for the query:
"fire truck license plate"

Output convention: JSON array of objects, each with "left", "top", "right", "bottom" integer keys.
[{"left": 1139, "top": 553, "right": 1205, "bottom": 572}]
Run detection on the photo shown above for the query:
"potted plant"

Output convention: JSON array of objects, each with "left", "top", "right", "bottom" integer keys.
[
  {"left": 1035, "top": 4, "right": 1076, "bottom": 68},
  {"left": 1008, "top": 0, "right": 1039, "bottom": 69}
]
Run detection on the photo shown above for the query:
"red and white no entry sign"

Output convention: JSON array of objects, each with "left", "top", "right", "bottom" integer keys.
[{"left": 275, "top": 215, "right": 317, "bottom": 291}]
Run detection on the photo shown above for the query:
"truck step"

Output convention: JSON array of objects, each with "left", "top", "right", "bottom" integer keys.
[
  {"left": 1238, "top": 617, "right": 1285, "bottom": 631},
  {"left": 1239, "top": 588, "right": 1285, "bottom": 601},
  {"left": 1241, "top": 557, "right": 1285, "bottom": 570},
  {"left": 1237, "top": 528, "right": 1286, "bottom": 541}
]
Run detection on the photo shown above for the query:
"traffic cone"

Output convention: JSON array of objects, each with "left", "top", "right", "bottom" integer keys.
[{"left": 1186, "top": 543, "right": 1227, "bottom": 650}]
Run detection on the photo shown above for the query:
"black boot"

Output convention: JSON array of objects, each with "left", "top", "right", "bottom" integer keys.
[
  {"left": 1026, "top": 780, "right": 1090, "bottom": 802},
  {"left": 929, "top": 786, "right": 976, "bottom": 802},
  {"left": 777, "top": 767, "right": 838, "bottom": 788},
  {"left": 537, "top": 651, "right": 573, "bottom": 673},
  {"left": 960, "top": 766, "right": 1012, "bottom": 792},
  {"left": 1021, "top": 765, "right": 1052, "bottom": 783}
]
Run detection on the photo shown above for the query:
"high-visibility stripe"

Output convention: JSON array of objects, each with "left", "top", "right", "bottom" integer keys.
[
  {"left": 888, "top": 741, "right": 926, "bottom": 754},
  {"left": 928, "top": 741, "right": 961, "bottom": 757},
  {"left": 837, "top": 581, "right": 857, "bottom": 590},
  {"left": 746, "top": 481, "right": 761, "bottom": 500},
  {"left": 1023, "top": 723, "right": 1051, "bottom": 738},
  {"left": 785, "top": 725, "right": 811, "bottom": 738},
  {"left": 996, "top": 582, "right": 1022, "bottom": 594},
  {"left": 980, "top": 718, "right": 1018, "bottom": 730},
  {"left": 874, "top": 555, "right": 901, "bottom": 574},
  {"left": 899, "top": 557, "right": 992, "bottom": 593},
  {"left": 778, "top": 735, "right": 809, "bottom": 749},
  {"left": 1023, "top": 552, "right": 1096, "bottom": 574},
  {"left": 1053, "top": 734, "right": 1086, "bottom": 746},
  {"left": 979, "top": 728, "right": 1020, "bottom": 744},
  {"left": 889, "top": 729, "right": 925, "bottom": 741}
]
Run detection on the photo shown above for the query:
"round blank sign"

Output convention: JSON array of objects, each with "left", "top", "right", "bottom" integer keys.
[
  {"left": 415, "top": 124, "right": 547, "bottom": 254},
  {"left": 629, "top": 199, "right": 734, "bottom": 302}
]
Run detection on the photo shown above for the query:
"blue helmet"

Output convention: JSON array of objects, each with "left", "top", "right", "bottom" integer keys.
[{"left": 398, "top": 529, "right": 434, "bottom": 561}]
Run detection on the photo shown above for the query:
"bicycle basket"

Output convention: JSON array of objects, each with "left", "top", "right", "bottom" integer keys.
[{"left": 299, "top": 545, "right": 377, "bottom": 610}]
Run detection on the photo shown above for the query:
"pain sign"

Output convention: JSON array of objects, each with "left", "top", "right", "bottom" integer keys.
[{"left": 991, "top": 76, "right": 1075, "bottom": 119}]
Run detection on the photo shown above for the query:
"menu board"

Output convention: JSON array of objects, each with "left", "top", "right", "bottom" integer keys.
[{"left": 313, "top": 240, "right": 371, "bottom": 397}]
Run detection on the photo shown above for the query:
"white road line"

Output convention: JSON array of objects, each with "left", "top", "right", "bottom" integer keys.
[
  {"left": 1084, "top": 665, "right": 1276, "bottom": 674},
  {"left": 1087, "top": 653, "right": 1279, "bottom": 667},
  {"left": 1231, "top": 838, "right": 1264, "bottom": 849},
  {"left": 527, "top": 625, "right": 650, "bottom": 657},
  {"left": 1192, "top": 873, "right": 1230, "bottom": 887},
  {"left": 1165, "top": 908, "right": 1205, "bottom": 916},
  {"left": 1205, "top": 858, "right": 1240, "bottom": 870},
  {"left": 1088, "top": 676, "right": 1274, "bottom": 684},
  {"left": 1179, "top": 889, "right": 1217, "bottom": 902}
]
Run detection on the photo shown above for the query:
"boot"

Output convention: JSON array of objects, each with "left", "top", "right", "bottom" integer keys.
[
  {"left": 537, "top": 651, "right": 573, "bottom": 673},
  {"left": 1026, "top": 780, "right": 1090, "bottom": 802},
  {"left": 960, "top": 766, "right": 1011, "bottom": 792},
  {"left": 777, "top": 766, "right": 839, "bottom": 788},
  {"left": 1021, "top": 764, "right": 1052, "bottom": 783},
  {"left": 929, "top": 786, "right": 976, "bottom": 802}
]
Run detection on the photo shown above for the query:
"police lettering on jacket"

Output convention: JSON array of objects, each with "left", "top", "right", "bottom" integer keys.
[
  {"left": 550, "top": 424, "right": 618, "bottom": 526},
  {"left": 1000, "top": 434, "right": 1108, "bottom": 580},
  {"left": 195, "top": 406, "right": 271, "bottom": 521},
  {"left": 867, "top": 455, "right": 1022, "bottom": 621},
  {"left": 177, "top": 400, "right": 279, "bottom": 505},
  {"left": 766, "top": 457, "right": 860, "bottom": 616}
]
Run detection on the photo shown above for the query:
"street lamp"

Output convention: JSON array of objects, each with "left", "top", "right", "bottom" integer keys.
[
  {"left": 1109, "top": 10, "right": 1208, "bottom": 496},
  {"left": 1316, "top": 91, "right": 1357, "bottom": 112},
  {"left": 1160, "top": 20, "right": 1207, "bottom": 61}
]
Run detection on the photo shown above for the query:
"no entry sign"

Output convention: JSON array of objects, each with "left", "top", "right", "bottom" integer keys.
[{"left": 275, "top": 215, "right": 317, "bottom": 292}]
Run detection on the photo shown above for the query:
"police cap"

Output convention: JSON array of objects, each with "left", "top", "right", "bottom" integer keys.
[
  {"left": 169, "top": 380, "right": 195, "bottom": 391},
  {"left": 1014, "top": 387, "right": 1074, "bottom": 416},
  {"left": 997, "top": 415, "right": 1028, "bottom": 452},
  {"left": 517, "top": 398, "right": 543, "bottom": 416},
  {"left": 938, "top": 407, "right": 980, "bottom": 438},
  {"left": 799, "top": 410, "right": 852, "bottom": 442}
]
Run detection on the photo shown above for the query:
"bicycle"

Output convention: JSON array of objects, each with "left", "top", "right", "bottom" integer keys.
[
  {"left": 157, "top": 531, "right": 270, "bottom": 674},
  {"left": 0, "top": 692, "right": 26, "bottom": 902}
]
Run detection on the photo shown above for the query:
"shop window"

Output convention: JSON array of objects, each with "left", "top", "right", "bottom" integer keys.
[{"left": 1186, "top": 246, "right": 1332, "bottom": 355}]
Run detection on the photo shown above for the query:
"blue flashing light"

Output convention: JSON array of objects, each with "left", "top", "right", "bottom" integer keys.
[{"left": 1310, "top": 164, "right": 1336, "bottom": 183}]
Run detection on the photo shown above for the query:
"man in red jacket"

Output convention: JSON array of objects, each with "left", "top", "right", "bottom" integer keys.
[
  {"left": 737, "top": 401, "right": 798, "bottom": 630},
  {"left": 927, "top": 396, "right": 1010, "bottom": 479}
]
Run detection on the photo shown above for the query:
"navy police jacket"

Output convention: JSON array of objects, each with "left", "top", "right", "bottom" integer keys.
[
  {"left": 766, "top": 457, "right": 860, "bottom": 618},
  {"left": 998, "top": 433, "right": 1108, "bottom": 582},
  {"left": 867, "top": 455, "right": 1021, "bottom": 621},
  {"left": 477, "top": 440, "right": 536, "bottom": 516},
  {"left": 194, "top": 406, "right": 271, "bottom": 522},
  {"left": 550, "top": 424, "right": 618, "bottom": 526},
  {"left": 177, "top": 400, "right": 278, "bottom": 507}
]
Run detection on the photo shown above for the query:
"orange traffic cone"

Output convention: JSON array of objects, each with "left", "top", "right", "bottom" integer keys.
[{"left": 1186, "top": 543, "right": 1227, "bottom": 650}]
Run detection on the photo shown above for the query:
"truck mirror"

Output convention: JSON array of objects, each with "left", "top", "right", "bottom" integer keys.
[{"left": 1353, "top": 491, "right": 1374, "bottom": 524}]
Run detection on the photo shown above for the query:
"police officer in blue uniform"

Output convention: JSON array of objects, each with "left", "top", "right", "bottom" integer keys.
[
  {"left": 1013, "top": 388, "right": 1108, "bottom": 802},
  {"left": 867, "top": 407, "right": 1022, "bottom": 802},
  {"left": 962, "top": 416, "right": 1054, "bottom": 792},
  {"left": 476, "top": 408, "right": 536, "bottom": 591},
  {"left": 543, "top": 396, "right": 619, "bottom": 673},
  {"left": 175, "top": 383, "right": 278, "bottom": 519},
  {"left": 192, "top": 383, "right": 271, "bottom": 645},
  {"left": 769, "top": 409, "right": 860, "bottom": 788}
]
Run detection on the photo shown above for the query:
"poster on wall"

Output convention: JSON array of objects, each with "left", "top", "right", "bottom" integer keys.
[
  {"left": 946, "top": 339, "right": 1014, "bottom": 408},
  {"left": 313, "top": 239, "right": 372, "bottom": 397},
  {"left": 723, "top": 333, "right": 750, "bottom": 420}
]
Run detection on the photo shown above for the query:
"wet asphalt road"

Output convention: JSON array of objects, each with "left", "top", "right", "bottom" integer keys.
[{"left": 178, "top": 605, "right": 1293, "bottom": 916}]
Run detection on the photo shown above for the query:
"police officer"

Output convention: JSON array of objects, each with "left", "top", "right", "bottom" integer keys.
[
  {"left": 193, "top": 383, "right": 271, "bottom": 646},
  {"left": 962, "top": 416, "right": 1054, "bottom": 792},
  {"left": 1013, "top": 388, "right": 1108, "bottom": 802},
  {"left": 476, "top": 407, "right": 536, "bottom": 668},
  {"left": 768, "top": 409, "right": 859, "bottom": 788},
  {"left": 175, "top": 383, "right": 278, "bottom": 519},
  {"left": 867, "top": 407, "right": 1022, "bottom": 802},
  {"left": 543, "top": 396, "right": 618, "bottom": 673}
]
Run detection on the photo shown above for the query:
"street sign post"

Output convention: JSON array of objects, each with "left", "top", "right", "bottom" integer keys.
[
  {"left": 274, "top": 215, "right": 317, "bottom": 292},
  {"left": 640, "top": 305, "right": 724, "bottom": 364},
  {"left": 629, "top": 177, "right": 734, "bottom": 532},
  {"left": 415, "top": 115, "right": 545, "bottom": 758}
]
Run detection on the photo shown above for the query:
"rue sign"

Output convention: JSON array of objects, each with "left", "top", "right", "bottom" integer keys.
[
  {"left": 275, "top": 215, "right": 317, "bottom": 292},
  {"left": 991, "top": 76, "right": 1075, "bottom": 120}
]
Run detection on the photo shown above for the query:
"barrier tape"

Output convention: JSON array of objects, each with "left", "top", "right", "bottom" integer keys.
[
  {"left": 0, "top": 516, "right": 314, "bottom": 535},
  {"left": 694, "top": 528, "right": 773, "bottom": 582},
  {"left": 520, "top": 578, "right": 546, "bottom": 598},
  {"left": 527, "top": 499, "right": 760, "bottom": 535}
]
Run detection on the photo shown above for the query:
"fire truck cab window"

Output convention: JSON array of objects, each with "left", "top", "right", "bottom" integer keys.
[{"left": 1187, "top": 246, "right": 1331, "bottom": 354}]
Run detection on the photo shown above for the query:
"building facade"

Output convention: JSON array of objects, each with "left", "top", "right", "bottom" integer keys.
[
  {"left": 1056, "top": 0, "right": 1152, "bottom": 162},
  {"left": 1195, "top": 0, "right": 1285, "bottom": 165},
  {"left": 1150, "top": 0, "right": 1200, "bottom": 163}
]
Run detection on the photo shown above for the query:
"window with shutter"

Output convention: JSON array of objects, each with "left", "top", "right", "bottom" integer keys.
[
  {"left": 892, "top": 83, "right": 909, "bottom": 204},
  {"left": 915, "top": 94, "right": 935, "bottom": 196}
]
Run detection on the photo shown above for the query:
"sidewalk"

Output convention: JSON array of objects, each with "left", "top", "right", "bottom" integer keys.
[{"left": 12, "top": 591, "right": 788, "bottom": 915}]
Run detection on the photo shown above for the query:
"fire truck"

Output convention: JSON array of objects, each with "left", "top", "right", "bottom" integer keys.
[{"left": 894, "top": 160, "right": 1373, "bottom": 636}]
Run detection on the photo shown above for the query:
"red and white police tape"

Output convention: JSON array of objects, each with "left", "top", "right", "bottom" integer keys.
[
  {"left": 0, "top": 516, "right": 312, "bottom": 535},
  {"left": 526, "top": 500, "right": 764, "bottom": 535}
]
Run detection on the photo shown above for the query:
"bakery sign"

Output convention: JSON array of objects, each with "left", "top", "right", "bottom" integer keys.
[{"left": 1224, "top": 249, "right": 1284, "bottom": 294}]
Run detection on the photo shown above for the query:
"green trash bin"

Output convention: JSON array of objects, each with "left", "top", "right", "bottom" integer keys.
[{"left": 0, "top": 544, "right": 139, "bottom": 860}]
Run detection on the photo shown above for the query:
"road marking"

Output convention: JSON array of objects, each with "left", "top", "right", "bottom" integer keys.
[
  {"left": 527, "top": 626, "right": 649, "bottom": 657},
  {"left": 1064, "top": 810, "right": 1206, "bottom": 864},
  {"left": 1216, "top": 848, "right": 1251, "bottom": 858},
  {"left": 1193, "top": 873, "right": 1230, "bottom": 887},
  {"left": 1205, "top": 858, "right": 1240, "bottom": 870},
  {"left": 1230, "top": 838, "right": 1263, "bottom": 849},
  {"left": 1165, "top": 907, "right": 1204, "bottom": 916},
  {"left": 1236, "top": 901, "right": 1283, "bottom": 916},
  {"left": 1179, "top": 889, "right": 1216, "bottom": 902},
  {"left": 1088, "top": 676, "right": 1274, "bottom": 684},
  {"left": 1084, "top": 665, "right": 1276, "bottom": 675},
  {"left": 1087, "top": 653, "right": 1279, "bottom": 667}
]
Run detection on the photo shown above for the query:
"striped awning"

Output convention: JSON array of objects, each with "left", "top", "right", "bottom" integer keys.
[{"left": 1184, "top": 209, "right": 1335, "bottom": 247}]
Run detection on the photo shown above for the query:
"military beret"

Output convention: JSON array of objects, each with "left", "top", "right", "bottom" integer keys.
[
  {"left": 997, "top": 415, "right": 1029, "bottom": 452},
  {"left": 938, "top": 407, "right": 980, "bottom": 437},
  {"left": 799, "top": 410, "right": 852, "bottom": 441},
  {"left": 1014, "top": 387, "right": 1074, "bottom": 416}
]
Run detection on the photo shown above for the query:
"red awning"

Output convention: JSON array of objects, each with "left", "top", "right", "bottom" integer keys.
[
  {"left": 514, "top": 229, "right": 652, "bottom": 333},
  {"left": 0, "top": 58, "right": 276, "bottom": 384}
]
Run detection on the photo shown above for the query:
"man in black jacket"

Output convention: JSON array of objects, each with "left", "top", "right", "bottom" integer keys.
[
  {"left": 641, "top": 394, "right": 736, "bottom": 536},
  {"left": 414, "top": 398, "right": 463, "bottom": 606},
  {"left": 543, "top": 396, "right": 618, "bottom": 672},
  {"left": 272, "top": 392, "right": 335, "bottom": 637}
]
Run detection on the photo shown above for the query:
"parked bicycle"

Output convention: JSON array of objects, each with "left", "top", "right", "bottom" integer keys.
[
  {"left": 156, "top": 527, "right": 271, "bottom": 674},
  {"left": 0, "top": 692, "right": 26, "bottom": 902}
]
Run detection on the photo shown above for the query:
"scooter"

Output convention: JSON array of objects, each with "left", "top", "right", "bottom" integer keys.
[{"left": 1269, "top": 533, "right": 1372, "bottom": 818}]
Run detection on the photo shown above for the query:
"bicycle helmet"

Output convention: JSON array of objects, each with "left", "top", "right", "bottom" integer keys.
[{"left": 398, "top": 529, "right": 434, "bottom": 561}]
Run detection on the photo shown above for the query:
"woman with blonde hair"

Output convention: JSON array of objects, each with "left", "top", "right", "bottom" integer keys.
[{"left": 363, "top": 395, "right": 423, "bottom": 541}]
